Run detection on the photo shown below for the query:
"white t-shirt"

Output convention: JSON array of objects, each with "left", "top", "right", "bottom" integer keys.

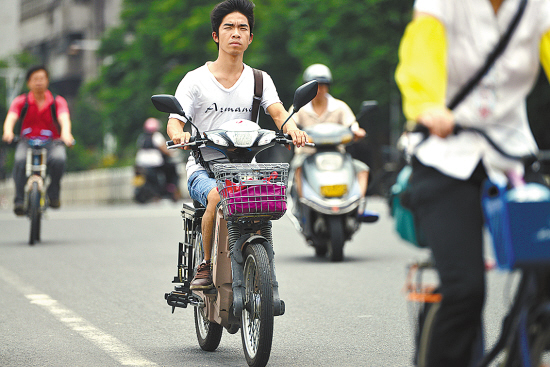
[
  {"left": 412, "top": 0, "right": 550, "bottom": 182},
  {"left": 293, "top": 94, "right": 356, "bottom": 128},
  {"left": 170, "top": 63, "right": 282, "bottom": 177}
]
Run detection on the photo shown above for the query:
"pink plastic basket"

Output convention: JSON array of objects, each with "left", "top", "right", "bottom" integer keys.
[{"left": 213, "top": 163, "right": 289, "bottom": 221}]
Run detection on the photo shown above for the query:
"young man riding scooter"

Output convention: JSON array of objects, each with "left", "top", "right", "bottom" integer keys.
[{"left": 167, "top": 0, "right": 308, "bottom": 290}]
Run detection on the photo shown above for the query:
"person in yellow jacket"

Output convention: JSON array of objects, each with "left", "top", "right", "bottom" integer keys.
[{"left": 395, "top": 0, "right": 550, "bottom": 366}]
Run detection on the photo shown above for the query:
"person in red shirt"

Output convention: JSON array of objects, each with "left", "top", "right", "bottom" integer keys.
[{"left": 2, "top": 65, "right": 74, "bottom": 215}]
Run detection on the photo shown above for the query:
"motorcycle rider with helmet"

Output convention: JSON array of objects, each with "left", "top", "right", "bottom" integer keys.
[
  {"left": 135, "top": 117, "right": 181, "bottom": 202},
  {"left": 290, "top": 64, "right": 370, "bottom": 202}
]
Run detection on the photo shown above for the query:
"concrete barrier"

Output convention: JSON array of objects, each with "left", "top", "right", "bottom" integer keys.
[{"left": 0, "top": 166, "right": 189, "bottom": 208}]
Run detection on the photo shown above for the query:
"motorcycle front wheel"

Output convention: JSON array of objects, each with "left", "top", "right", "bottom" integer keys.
[
  {"left": 241, "top": 243, "right": 274, "bottom": 367},
  {"left": 327, "top": 216, "right": 345, "bottom": 262},
  {"left": 28, "top": 181, "right": 41, "bottom": 245},
  {"left": 192, "top": 227, "right": 223, "bottom": 351}
]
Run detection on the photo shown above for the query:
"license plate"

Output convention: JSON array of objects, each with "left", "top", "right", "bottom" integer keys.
[
  {"left": 133, "top": 175, "right": 146, "bottom": 187},
  {"left": 320, "top": 184, "right": 347, "bottom": 198}
]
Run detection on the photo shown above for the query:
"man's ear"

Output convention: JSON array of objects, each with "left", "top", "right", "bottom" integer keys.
[
  {"left": 249, "top": 33, "right": 253, "bottom": 44},
  {"left": 212, "top": 31, "right": 219, "bottom": 44}
]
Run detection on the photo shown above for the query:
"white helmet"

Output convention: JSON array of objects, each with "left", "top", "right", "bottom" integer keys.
[{"left": 303, "top": 64, "right": 332, "bottom": 84}]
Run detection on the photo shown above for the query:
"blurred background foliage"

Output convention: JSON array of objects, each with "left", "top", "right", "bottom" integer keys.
[
  {"left": 74, "top": 0, "right": 415, "bottom": 169},
  {"left": 2, "top": 0, "right": 550, "bottom": 173}
]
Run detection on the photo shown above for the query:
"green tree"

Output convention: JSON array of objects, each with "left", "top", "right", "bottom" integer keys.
[{"left": 82, "top": 0, "right": 412, "bottom": 157}]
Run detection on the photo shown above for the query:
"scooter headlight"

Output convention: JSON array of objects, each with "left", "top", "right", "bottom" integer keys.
[
  {"left": 258, "top": 131, "right": 276, "bottom": 146},
  {"left": 205, "top": 132, "right": 229, "bottom": 146},
  {"left": 226, "top": 131, "right": 259, "bottom": 147},
  {"left": 315, "top": 155, "right": 344, "bottom": 171}
]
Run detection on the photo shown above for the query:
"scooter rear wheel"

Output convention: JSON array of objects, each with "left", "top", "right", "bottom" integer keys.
[
  {"left": 192, "top": 228, "right": 223, "bottom": 351},
  {"left": 241, "top": 243, "right": 274, "bottom": 367},
  {"left": 194, "top": 305, "right": 223, "bottom": 351}
]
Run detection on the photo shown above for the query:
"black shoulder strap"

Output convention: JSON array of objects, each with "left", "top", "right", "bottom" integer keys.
[
  {"left": 50, "top": 93, "right": 62, "bottom": 134},
  {"left": 251, "top": 68, "right": 263, "bottom": 123},
  {"left": 14, "top": 93, "right": 29, "bottom": 136},
  {"left": 447, "top": 0, "right": 528, "bottom": 110}
]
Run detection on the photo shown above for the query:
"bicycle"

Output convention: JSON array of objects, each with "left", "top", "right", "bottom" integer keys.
[
  {"left": 477, "top": 165, "right": 550, "bottom": 367},
  {"left": 401, "top": 126, "right": 550, "bottom": 367},
  {"left": 4, "top": 136, "right": 55, "bottom": 245}
]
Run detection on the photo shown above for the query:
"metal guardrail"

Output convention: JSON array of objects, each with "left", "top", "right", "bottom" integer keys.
[{"left": 0, "top": 166, "right": 189, "bottom": 208}]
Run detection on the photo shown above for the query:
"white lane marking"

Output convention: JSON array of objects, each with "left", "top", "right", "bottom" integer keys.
[{"left": 0, "top": 266, "right": 158, "bottom": 367}]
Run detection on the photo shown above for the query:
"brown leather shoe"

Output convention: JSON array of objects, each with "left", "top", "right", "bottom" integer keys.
[{"left": 190, "top": 260, "right": 213, "bottom": 290}]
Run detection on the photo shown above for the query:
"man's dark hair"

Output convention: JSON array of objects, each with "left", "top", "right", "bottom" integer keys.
[
  {"left": 211, "top": 0, "right": 255, "bottom": 39},
  {"left": 26, "top": 65, "right": 49, "bottom": 82}
]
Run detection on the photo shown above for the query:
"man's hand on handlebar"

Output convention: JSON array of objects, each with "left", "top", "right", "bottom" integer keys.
[
  {"left": 285, "top": 128, "right": 309, "bottom": 148},
  {"left": 352, "top": 127, "right": 366, "bottom": 141},
  {"left": 417, "top": 106, "right": 455, "bottom": 138},
  {"left": 2, "top": 130, "right": 15, "bottom": 144},
  {"left": 61, "top": 132, "right": 75, "bottom": 147},
  {"left": 170, "top": 131, "right": 192, "bottom": 150}
]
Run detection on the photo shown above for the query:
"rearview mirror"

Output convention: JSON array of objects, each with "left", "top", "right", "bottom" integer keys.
[
  {"left": 151, "top": 94, "right": 185, "bottom": 115},
  {"left": 292, "top": 80, "right": 318, "bottom": 112},
  {"left": 356, "top": 100, "right": 379, "bottom": 128}
]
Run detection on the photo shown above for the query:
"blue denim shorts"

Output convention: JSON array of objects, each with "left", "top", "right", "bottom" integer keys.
[{"left": 187, "top": 170, "right": 218, "bottom": 207}]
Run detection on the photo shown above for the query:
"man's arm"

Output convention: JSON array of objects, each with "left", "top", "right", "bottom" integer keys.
[
  {"left": 167, "top": 117, "right": 193, "bottom": 150},
  {"left": 266, "top": 102, "right": 308, "bottom": 147},
  {"left": 2, "top": 111, "right": 19, "bottom": 143},
  {"left": 57, "top": 112, "right": 75, "bottom": 146}
]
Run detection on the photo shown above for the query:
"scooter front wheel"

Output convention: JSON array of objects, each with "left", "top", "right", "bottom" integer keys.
[
  {"left": 241, "top": 243, "right": 274, "bottom": 367},
  {"left": 192, "top": 228, "right": 223, "bottom": 351},
  {"left": 327, "top": 216, "right": 344, "bottom": 262}
]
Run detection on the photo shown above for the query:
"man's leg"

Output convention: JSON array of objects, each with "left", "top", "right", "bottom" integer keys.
[
  {"left": 201, "top": 187, "right": 221, "bottom": 262},
  {"left": 353, "top": 159, "right": 369, "bottom": 197},
  {"left": 46, "top": 142, "right": 66, "bottom": 208},
  {"left": 187, "top": 171, "right": 220, "bottom": 290},
  {"left": 411, "top": 161, "right": 486, "bottom": 367},
  {"left": 357, "top": 170, "right": 369, "bottom": 197},
  {"left": 12, "top": 141, "right": 28, "bottom": 215}
]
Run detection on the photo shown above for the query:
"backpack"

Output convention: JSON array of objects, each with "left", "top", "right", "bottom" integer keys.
[{"left": 15, "top": 93, "right": 61, "bottom": 135}]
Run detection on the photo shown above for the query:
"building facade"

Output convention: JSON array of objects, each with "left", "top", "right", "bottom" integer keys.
[{"left": 4, "top": 0, "right": 122, "bottom": 104}]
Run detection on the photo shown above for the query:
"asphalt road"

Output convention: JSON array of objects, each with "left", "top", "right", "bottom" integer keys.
[{"left": 0, "top": 197, "right": 518, "bottom": 366}]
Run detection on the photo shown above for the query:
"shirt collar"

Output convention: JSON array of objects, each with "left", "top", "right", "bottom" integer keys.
[
  {"left": 27, "top": 90, "right": 53, "bottom": 106},
  {"left": 303, "top": 93, "right": 338, "bottom": 115}
]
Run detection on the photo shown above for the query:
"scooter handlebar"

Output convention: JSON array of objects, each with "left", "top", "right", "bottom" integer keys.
[
  {"left": 279, "top": 134, "right": 315, "bottom": 147},
  {"left": 166, "top": 136, "right": 200, "bottom": 149}
]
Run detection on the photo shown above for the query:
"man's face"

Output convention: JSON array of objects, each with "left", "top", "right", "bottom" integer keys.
[
  {"left": 213, "top": 11, "right": 253, "bottom": 56},
  {"left": 27, "top": 70, "right": 49, "bottom": 94},
  {"left": 314, "top": 83, "right": 329, "bottom": 100}
]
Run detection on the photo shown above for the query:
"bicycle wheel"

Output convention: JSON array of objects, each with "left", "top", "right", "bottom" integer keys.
[
  {"left": 415, "top": 301, "right": 440, "bottom": 367},
  {"left": 327, "top": 216, "right": 344, "bottom": 262},
  {"left": 192, "top": 227, "right": 223, "bottom": 351},
  {"left": 241, "top": 243, "right": 274, "bottom": 367},
  {"left": 28, "top": 182, "right": 41, "bottom": 245},
  {"left": 528, "top": 316, "right": 550, "bottom": 366}
]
